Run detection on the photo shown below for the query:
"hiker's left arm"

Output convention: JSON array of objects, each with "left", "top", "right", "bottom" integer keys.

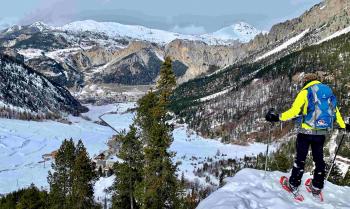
[{"left": 335, "top": 107, "right": 346, "bottom": 129}]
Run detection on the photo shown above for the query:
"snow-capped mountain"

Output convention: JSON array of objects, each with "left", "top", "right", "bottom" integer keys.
[
  {"left": 29, "top": 21, "right": 54, "bottom": 32},
  {"left": 58, "top": 20, "right": 263, "bottom": 45},
  {"left": 203, "top": 22, "right": 265, "bottom": 44}
]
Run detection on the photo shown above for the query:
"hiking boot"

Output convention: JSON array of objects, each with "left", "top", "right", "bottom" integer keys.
[{"left": 305, "top": 178, "right": 323, "bottom": 200}]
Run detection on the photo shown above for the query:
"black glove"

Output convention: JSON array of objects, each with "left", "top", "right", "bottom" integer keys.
[
  {"left": 265, "top": 108, "right": 280, "bottom": 122},
  {"left": 346, "top": 123, "right": 350, "bottom": 132}
]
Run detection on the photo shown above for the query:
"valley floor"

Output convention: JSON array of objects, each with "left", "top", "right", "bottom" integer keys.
[{"left": 0, "top": 103, "right": 271, "bottom": 198}]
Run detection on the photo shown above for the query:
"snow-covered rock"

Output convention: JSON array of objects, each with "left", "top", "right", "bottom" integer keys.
[{"left": 197, "top": 168, "right": 350, "bottom": 209}]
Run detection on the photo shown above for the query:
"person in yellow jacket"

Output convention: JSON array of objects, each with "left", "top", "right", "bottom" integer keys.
[{"left": 265, "top": 73, "right": 350, "bottom": 196}]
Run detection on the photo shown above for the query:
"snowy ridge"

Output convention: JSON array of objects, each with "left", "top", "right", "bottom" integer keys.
[
  {"left": 197, "top": 168, "right": 350, "bottom": 209},
  {"left": 58, "top": 20, "right": 263, "bottom": 45},
  {"left": 255, "top": 29, "right": 309, "bottom": 61}
]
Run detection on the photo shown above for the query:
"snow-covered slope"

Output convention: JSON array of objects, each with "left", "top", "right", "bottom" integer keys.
[
  {"left": 197, "top": 168, "right": 350, "bottom": 209},
  {"left": 58, "top": 20, "right": 262, "bottom": 45},
  {"left": 255, "top": 29, "right": 310, "bottom": 61}
]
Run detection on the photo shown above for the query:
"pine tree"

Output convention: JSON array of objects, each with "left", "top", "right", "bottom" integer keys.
[
  {"left": 48, "top": 138, "right": 76, "bottom": 209},
  {"left": 0, "top": 184, "right": 48, "bottom": 209},
  {"left": 16, "top": 184, "right": 48, "bottom": 209},
  {"left": 342, "top": 168, "right": 350, "bottom": 186},
  {"left": 136, "top": 56, "right": 181, "bottom": 209},
  {"left": 48, "top": 139, "right": 99, "bottom": 209},
  {"left": 157, "top": 56, "right": 176, "bottom": 113},
  {"left": 112, "top": 125, "right": 143, "bottom": 209},
  {"left": 71, "top": 140, "right": 98, "bottom": 209},
  {"left": 327, "top": 163, "right": 344, "bottom": 185},
  {"left": 270, "top": 150, "right": 292, "bottom": 172}
]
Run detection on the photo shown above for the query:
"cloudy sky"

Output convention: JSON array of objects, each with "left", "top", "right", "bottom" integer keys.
[{"left": 1, "top": 0, "right": 322, "bottom": 34}]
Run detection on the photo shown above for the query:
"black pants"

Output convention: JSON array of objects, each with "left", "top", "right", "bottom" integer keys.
[{"left": 289, "top": 133, "right": 326, "bottom": 189}]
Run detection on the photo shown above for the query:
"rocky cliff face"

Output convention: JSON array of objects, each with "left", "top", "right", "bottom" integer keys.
[{"left": 165, "top": 39, "right": 245, "bottom": 82}]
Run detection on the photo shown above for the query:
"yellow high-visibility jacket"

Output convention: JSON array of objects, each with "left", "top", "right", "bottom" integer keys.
[{"left": 280, "top": 80, "right": 346, "bottom": 129}]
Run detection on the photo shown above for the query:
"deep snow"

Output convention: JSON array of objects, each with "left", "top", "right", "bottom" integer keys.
[{"left": 197, "top": 168, "right": 350, "bottom": 209}]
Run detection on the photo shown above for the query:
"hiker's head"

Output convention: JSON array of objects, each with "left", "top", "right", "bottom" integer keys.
[{"left": 302, "top": 73, "right": 319, "bottom": 86}]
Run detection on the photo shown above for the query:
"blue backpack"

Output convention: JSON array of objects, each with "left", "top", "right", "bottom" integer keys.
[{"left": 304, "top": 83, "right": 337, "bottom": 130}]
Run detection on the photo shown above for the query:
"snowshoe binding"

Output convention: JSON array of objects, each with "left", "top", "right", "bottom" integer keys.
[
  {"left": 280, "top": 176, "right": 304, "bottom": 202},
  {"left": 305, "top": 178, "right": 324, "bottom": 202}
]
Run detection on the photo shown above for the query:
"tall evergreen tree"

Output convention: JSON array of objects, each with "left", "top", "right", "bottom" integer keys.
[
  {"left": 157, "top": 56, "right": 176, "bottom": 112},
  {"left": 112, "top": 125, "right": 143, "bottom": 209},
  {"left": 72, "top": 140, "right": 98, "bottom": 209},
  {"left": 48, "top": 139, "right": 99, "bottom": 209},
  {"left": 136, "top": 56, "right": 181, "bottom": 209},
  {"left": 48, "top": 138, "right": 76, "bottom": 209}
]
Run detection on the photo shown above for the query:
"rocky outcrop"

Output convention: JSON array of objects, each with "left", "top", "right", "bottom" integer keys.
[
  {"left": 166, "top": 39, "right": 245, "bottom": 82},
  {"left": 92, "top": 48, "right": 162, "bottom": 85}
]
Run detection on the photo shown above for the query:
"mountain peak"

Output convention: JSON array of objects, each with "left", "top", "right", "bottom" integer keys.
[
  {"left": 29, "top": 21, "right": 52, "bottom": 32},
  {"left": 210, "top": 22, "right": 264, "bottom": 43}
]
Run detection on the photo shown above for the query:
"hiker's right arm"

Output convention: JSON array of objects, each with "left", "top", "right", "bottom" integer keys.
[{"left": 280, "top": 90, "right": 307, "bottom": 121}]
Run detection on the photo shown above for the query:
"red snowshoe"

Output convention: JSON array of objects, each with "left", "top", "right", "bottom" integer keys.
[
  {"left": 280, "top": 176, "right": 304, "bottom": 202},
  {"left": 305, "top": 178, "right": 324, "bottom": 202}
]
